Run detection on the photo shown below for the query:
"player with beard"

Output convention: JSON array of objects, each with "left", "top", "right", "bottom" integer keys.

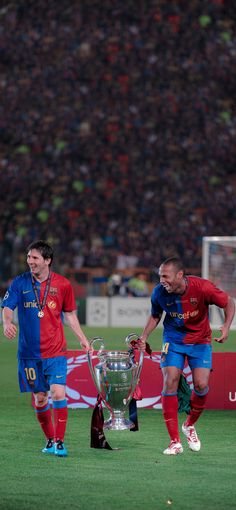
[{"left": 139, "top": 257, "right": 235, "bottom": 455}]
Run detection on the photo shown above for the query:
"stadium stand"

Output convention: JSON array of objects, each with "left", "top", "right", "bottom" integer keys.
[{"left": 0, "top": 0, "right": 235, "bottom": 289}]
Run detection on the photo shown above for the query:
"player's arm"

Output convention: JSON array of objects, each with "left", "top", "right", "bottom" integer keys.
[
  {"left": 2, "top": 307, "right": 18, "bottom": 340},
  {"left": 139, "top": 313, "right": 162, "bottom": 351},
  {"left": 214, "top": 296, "right": 235, "bottom": 343},
  {"left": 64, "top": 310, "right": 91, "bottom": 351}
]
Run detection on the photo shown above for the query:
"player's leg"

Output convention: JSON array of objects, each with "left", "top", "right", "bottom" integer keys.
[
  {"left": 34, "top": 391, "right": 55, "bottom": 454},
  {"left": 182, "top": 345, "right": 211, "bottom": 451},
  {"left": 161, "top": 345, "right": 185, "bottom": 454},
  {"left": 50, "top": 383, "right": 68, "bottom": 456},
  {"left": 46, "top": 356, "right": 68, "bottom": 457},
  {"left": 18, "top": 359, "right": 54, "bottom": 453},
  {"left": 188, "top": 366, "right": 210, "bottom": 425}
]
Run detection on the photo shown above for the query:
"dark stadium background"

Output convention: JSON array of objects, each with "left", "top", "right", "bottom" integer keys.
[
  {"left": 0, "top": 3, "right": 236, "bottom": 510},
  {"left": 0, "top": 0, "right": 235, "bottom": 295}
]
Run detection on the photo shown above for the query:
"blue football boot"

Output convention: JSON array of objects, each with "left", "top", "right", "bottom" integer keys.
[
  {"left": 54, "top": 440, "right": 68, "bottom": 457},
  {"left": 42, "top": 438, "right": 55, "bottom": 454}
]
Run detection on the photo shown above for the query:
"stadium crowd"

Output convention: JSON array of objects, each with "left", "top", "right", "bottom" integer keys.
[{"left": 0, "top": 0, "right": 236, "bottom": 283}]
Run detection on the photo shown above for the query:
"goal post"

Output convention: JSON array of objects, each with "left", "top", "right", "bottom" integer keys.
[{"left": 202, "top": 236, "right": 236, "bottom": 329}]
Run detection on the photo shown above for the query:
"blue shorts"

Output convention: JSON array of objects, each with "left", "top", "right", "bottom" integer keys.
[
  {"left": 18, "top": 356, "right": 67, "bottom": 393},
  {"left": 160, "top": 342, "right": 212, "bottom": 370}
]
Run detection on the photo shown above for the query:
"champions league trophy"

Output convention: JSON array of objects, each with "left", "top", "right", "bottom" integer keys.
[{"left": 87, "top": 334, "right": 144, "bottom": 430}]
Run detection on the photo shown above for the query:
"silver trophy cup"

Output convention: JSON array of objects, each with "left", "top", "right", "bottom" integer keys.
[{"left": 87, "top": 333, "right": 144, "bottom": 430}]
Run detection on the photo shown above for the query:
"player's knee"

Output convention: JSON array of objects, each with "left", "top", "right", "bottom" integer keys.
[
  {"left": 50, "top": 385, "right": 65, "bottom": 401},
  {"left": 163, "top": 376, "right": 179, "bottom": 393},
  {"left": 34, "top": 392, "right": 48, "bottom": 407},
  {"left": 162, "top": 367, "right": 181, "bottom": 393},
  {"left": 193, "top": 383, "right": 209, "bottom": 395}
]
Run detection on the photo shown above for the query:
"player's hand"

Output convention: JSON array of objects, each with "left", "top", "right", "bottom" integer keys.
[
  {"left": 3, "top": 323, "right": 17, "bottom": 340},
  {"left": 80, "top": 338, "right": 93, "bottom": 354},
  {"left": 138, "top": 336, "right": 147, "bottom": 352},
  {"left": 213, "top": 325, "right": 229, "bottom": 343}
]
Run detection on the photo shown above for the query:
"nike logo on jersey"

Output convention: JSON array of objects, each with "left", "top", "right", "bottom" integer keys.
[
  {"left": 166, "top": 302, "right": 175, "bottom": 306},
  {"left": 56, "top": 375, "right": 63, "bottom": 378},
  {"left": 22, "top": 290, "right": 31, "bottom": 294}
]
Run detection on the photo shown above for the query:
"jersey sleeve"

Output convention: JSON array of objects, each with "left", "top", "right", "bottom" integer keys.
[
  {"left": 62, "top": 280, "right": 77, "bottom": 312},
  {"left": 151, "top": 286, "right": 163, "bottom": 318},
  {"left": 1, "top": 278, "right": 19, "bottom": 310},
  {"left": 203, "top": 280, "right": 228, "bottom": 308}
]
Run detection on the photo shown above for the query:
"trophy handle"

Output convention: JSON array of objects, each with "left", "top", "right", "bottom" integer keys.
[
  {"left": 125, "top": 332, "right": 140, "bottom": 348},
  {"left": 87, "top": 337, "right": 105, "bottom": 391},
  {"left": 90, "top": 337, "right": 105, "bottom": 356},
  {"left": 125, "top": 333, "right": 144, "bottom": 382}
]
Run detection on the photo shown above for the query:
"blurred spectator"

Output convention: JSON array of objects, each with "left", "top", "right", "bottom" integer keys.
[
  {"left": 127, "top": 272, "right": 149, "bottom": 297},
  {"left": 0, "top": 0, "right": 236, "bottom": 283},
  {"left": 107, "top": 273, "right": 127, "bottom": 297}
]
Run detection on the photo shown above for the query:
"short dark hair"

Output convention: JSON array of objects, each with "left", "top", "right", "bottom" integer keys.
[
  {"left": 27, "top": 240, "right": 53, "bottom": 265},
  {"left": 161, "top": 256, "right": 185, "bottom": 273}
]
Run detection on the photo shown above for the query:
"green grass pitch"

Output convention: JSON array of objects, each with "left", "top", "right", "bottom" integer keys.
[{"left": 1, "top": 326, "right": 236, "bottom": 510}]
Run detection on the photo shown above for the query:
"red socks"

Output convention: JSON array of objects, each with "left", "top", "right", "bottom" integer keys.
[
  {"left": 35, "top": 403, "right": 54, "bottom": 440},
  {"left": 162, "top": 394, "right": 180, "bottom": 442},
  {"left": 185, "top": 390, "right": 208, "bottom": 427},
  {"left": 35, "top": 399, "right": 68, "bottom": 442},
  {"left": 162, "top": 388, "right": 209, "bottom": 442},
  {"left": 52, "top": 399, "right": 68, "bottom": 442}
]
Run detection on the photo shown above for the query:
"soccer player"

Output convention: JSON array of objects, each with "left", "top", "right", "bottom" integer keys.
[
  {"left": 139, "top": 257, "right": 235, "bottom": 455},
  {"left": 2, "top": 240, "right": 91, "bottom": 457}
]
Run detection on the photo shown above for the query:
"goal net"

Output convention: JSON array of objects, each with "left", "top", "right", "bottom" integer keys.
[{"left": 202, "top": 236, "right": 236, "bottom": 329}]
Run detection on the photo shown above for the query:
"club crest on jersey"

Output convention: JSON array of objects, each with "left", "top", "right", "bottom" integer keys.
[
  {"left": 48, "top": 300, "right": 56, "bottom": 309},
  {"left": 190, "top": 297, "right": 198, "bottom": 306},
  {"left": 50, "top": 287, "right": 58, "bottom": 296}
]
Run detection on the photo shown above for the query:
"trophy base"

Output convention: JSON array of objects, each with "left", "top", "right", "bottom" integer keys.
[{"left": 104, "top": 416, "right": 135, "bottom": 431}]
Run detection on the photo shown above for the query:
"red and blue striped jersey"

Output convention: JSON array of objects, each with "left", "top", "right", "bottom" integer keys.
[
  {"left": 151, "top": 276, "right": 228, "bottom": 345},
  {"left": 1, "top": 271, "right": 77, "bottom": 359}
]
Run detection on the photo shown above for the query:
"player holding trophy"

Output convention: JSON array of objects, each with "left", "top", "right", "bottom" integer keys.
[{"left": 139, "top": 257, "right": 235, "bottom": 455}]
